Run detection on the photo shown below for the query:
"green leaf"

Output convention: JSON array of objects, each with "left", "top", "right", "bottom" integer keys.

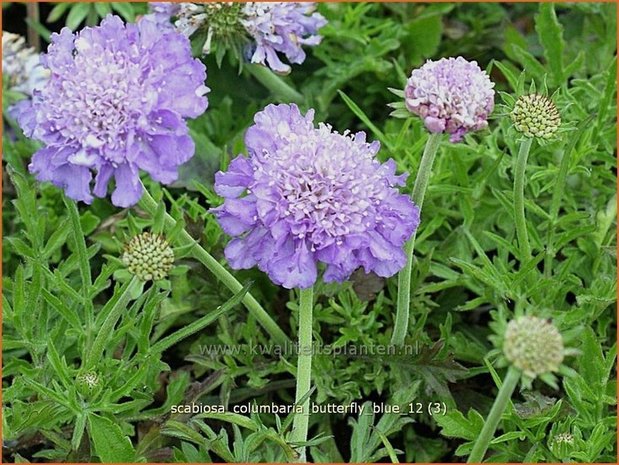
[
  {"left": 66, "top": 3, "right": 91, "bottom": 31},
  {"left": 150, "top": 282, "right": 251, "bottom": 353},
  {"left": 110, "top": 3, "right": 136, "bottom": 22},
  {"left": 47, "top": 3, "right": 71, "bottom": 22},
  {"left": 535, "top": 4, "right": 565, "bottom": 85},
  {"left": 434, "top": 408, "right": 484, "bottom": 441},
  {"left": 24, "top": 18, "right": 52, "bottom": 42},
  {"left": 87, "top": 413, "right": 136, "bottom": 462},
  {"left": 46, "top": 340, "right": 72, "bottom": 389},
  {"left": 338, "top": 90, "right": 390, "bottom": 150},
  {"left": 405, "top": 13, "right": 442, "bottom": 63},
  {"left": 195, "top": 411, "right": 259, "bottom": 432},
  {"left": 94, "top": 2, "right": 112, "bottom": 18},
  {"left": 579, "top": 328, "right": 605, "bottom": 390},
  {"left": 71, "top": 413, "right": 87, "bottom": 451},
  {"left": 509, "top": 45, "right": 546, "bottom": 79}
]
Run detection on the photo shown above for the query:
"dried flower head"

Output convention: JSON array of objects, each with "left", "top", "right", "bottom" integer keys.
[
  {"left": 12, "top": 15, "right": 209, "bottom": 207},
  {"left": 213, "top": 104, "right": 420, "bottom": 289},
  {"left": 150, "top": 2, "right": 326, "bottom": 74},
  {"left": 2, "top": 31, "right": 49, "bottom": 95},
  {"left": 510, "top": 94, "right": 561, "bottom": 140},
  {"left": 122, "top": 232, "right": 174, "bottom": 281},
  {"left": 405, "top": 56, "right": 495, "bottom": 142},
  {"left": 503, "top": 316, "right": 564, "bottom": 378}
]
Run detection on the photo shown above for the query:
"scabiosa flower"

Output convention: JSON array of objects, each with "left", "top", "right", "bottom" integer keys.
[
  {"left": 12, "top": 15, "right": 209, "bottom": 207},
  {"left": 241, "top": 3, "right": 326, "bottom": 74},
  {"left": 122, "top": 232, "right": 174, "bottom": 281},
  {"left": 212, "top": 104, "right": 420, "bottom": 289},
  {"left": 149, "top": 2, "right": 181, "bottom": 24},
  {"left": 150, "top": 2, "right": 326, "bottom": 74},
  {"left": 2, "top": 31, "right": 49, "bottom": 95},
  {"left": 510, "top": 94, "right": 561, "bottom": 140},
  {"left": 404, "top": 56, "right": 495, "bottom": 142},
  {"left": 503, "top": 316, "right": 564, "bottom": 378}
]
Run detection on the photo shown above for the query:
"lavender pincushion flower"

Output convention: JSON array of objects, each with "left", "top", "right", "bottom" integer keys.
[
  {"left": 150, "top": 2, "right": 326, "bottom": 74},
  {"left": 241, "top": 3, "right": 326, "bottom": 73},
  {"left": 13, "top": 14, "right": 209, "bottom": 207},
  {"left": 405, "top": 56, "right": 495, "bottom": 142},
  {"left": 213, "top": 104, "right": 419, "bottom": 289}
]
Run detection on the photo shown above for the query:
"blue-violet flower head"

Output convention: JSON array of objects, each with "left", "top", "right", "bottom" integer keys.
[
  {"left": 150, "top": 2, "right": 326, "bottom": 74},
  {"left": 13, "top": 15, "right": 209, "bottom": 207},
  {"left": 213, "top": 104, "right": 420, "bottom": 289},
  {"left": 405, "top": 56, "right": 495, "bottom": 142},
  {"left": 241, "top": 2, "right": 326, "bottom": 74}
]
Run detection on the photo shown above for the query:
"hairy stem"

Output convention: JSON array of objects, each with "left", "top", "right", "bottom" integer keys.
[
  {"left": 392, "top": 133, "right": 442, "bottom": 346},
  {"left": 467, "top": 366, "right": 520, "bottom": 463},
  {"left": 514, "top": 138, "right": 533, "bottom": 264},
  {"left": 247, "top": 64, "right": 304, "bottom": 103},
  {"left": 138, "top": 188, "right": 290, "bottom": 346},
  {"left": 291, "top": 286, "right": 314, "bottom": 462}
]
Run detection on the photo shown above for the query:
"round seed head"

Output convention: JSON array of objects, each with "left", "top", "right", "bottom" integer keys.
[
  {"left": 503, "top": 316, "right": 564, "bottom": 377},
  {"left": 122, "top": 232, "right": 174, "bottom": 281},
  {"left": 510, "top": 94, "right": 561, "bottom": 139}
]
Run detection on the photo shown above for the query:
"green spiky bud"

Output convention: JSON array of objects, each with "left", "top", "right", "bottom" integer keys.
[
  {"left": 122, "top": 232, "right": 174, "bottom": 281},
  {"left": 549, "top": 432, "right": 575, "bottom": 459},
  {"left": 510, "top": 94, "right": 561, "bottom": 139},
  {"left": 503, "top": 316, "right": 564, "bottom": 377},
  {"left": 76, "top": 371, "right": 100, "bottom": 396}
]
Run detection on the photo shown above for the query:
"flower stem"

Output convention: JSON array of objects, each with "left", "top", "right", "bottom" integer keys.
[
  {"left": 291, "top": 286, "right": 314, "bottom": 462},
  {"left": 83, "top": 276, "right": 138, "bottom": 370},
  {"left": 138, "top": 188, "right": 290, "bottom": 346},
  {"left": 467, "top": 366, "right": 521, "bottom": 463},
  {"left": 391, "top": 132, "right": 441, "bottom": 346},
  {"left": 25, "top": 3, "right": 41, "bottom": 52},
  {"left": 543, "top": 119, "right": 588, "bottom": 277},
  {"left": 247, "top": 64, "right": 304, "bottom": 103},
  {"left": 514, "top": 138, "right": 533, "bottom": 264}
]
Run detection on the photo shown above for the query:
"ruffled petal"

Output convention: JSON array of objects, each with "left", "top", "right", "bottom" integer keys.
[{"left": 111, "top": 163, "right": 143, "bottom": 208}]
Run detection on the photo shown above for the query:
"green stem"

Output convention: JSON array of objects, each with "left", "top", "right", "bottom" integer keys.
[
  {"left": 138, "top": 188, "right": 290, "bottom": 346},
  {"left": 467, "top": 366, "right": 521, "bottom": 463},
  {"left": 391, "top": 133, "right": 442, "bottom": 346},
  {"left": 543, "top": 119, "right": 588, "bottom": 277},
  {"left": 151, "top": 283, "right": 250, "bottom": 354},
  {"left": 513, "top": 138, "right": 533, "bottom": 264},
  {"left": 291, "top": 286, "right": 314, "bottom": 462},
  {"left": 247, "top": 64, "right": 304, "bottom": 103},
  {"left": 83, "top": 276, "right": 138, "bottom": 370}
]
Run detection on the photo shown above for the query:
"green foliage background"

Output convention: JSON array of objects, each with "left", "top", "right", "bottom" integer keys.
[{"left": 2, "top": 2, "right": 617, "bottom": 463}]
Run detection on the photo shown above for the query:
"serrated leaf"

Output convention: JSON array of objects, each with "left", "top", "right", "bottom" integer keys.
[
  {"left": 535, "top": 4, "right": 565, "bottom": 85},
  {"left": 434, "top": 408, "right": 484, "bottom": 441},
  {"left": 87, "top": 414, "right": 136, "bottom": 462}
]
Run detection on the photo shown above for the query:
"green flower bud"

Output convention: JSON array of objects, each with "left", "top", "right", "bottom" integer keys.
[
  {"left": 76, "top": 371, "right": 100, "bottom": 396},
  {"left": 510, "top": 94, "right": 561, "bottom": 139},
  {"left": 503, "top": 316, "right": 564, "bottom": 378},
  {"left": 122, "top": 232, "right": 174, "bottom": 281},
  {"left": 549, "top": 432, "right": 575, "bottom": 459}
]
